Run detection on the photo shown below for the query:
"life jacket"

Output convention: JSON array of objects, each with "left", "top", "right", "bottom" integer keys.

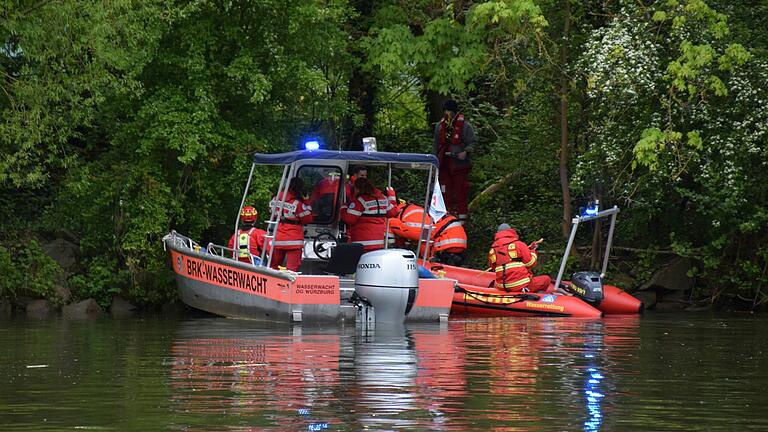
[
  {"left": 437, "top": 114, "right": 470, "bottom": 172},
  {"left": 270, "top": 191, "right": 313, "bottom": 250},
  {"left": 341, "top": 188, "right": 397, "bottom": 251},
  {"left": 431, "top": 214, "right": 467, "bottom": 253},
  {"left": 487, "top": 229, "right": 537, "bottom": 292},
  {"left": 228, "top": 227, "right": 266, "bottom": 263}
]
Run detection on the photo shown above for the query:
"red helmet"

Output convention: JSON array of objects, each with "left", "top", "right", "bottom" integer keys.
[{"left": 240, "top": 206, "right": 258, "bottom": 223}]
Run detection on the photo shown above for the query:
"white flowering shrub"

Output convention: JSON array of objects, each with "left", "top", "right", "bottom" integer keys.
[
  {"left": 577, "top": 10, "right": 661, "bottom": 106},
  {"left": 570, "top": 1, "right": 768, "bottom": 297}
]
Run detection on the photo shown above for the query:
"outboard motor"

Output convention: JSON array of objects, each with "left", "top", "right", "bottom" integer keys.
[
  {"left": 567, "top": 271, "right": 605, "bottom": 307},
  {"left": 355, "top": 249, "right": 418, "bottom": 323}
]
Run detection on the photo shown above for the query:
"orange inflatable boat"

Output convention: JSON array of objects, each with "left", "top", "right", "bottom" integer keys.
[{"left": 421, "top": 261, "right": 642, "bottom": 315}]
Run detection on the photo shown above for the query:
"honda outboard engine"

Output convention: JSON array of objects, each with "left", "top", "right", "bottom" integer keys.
[
  {"left": 567, "top": 271, "right": 605, "bottom": 307},
  {"left": 355, "top": 249, "right": 418, "bottom": 323}
]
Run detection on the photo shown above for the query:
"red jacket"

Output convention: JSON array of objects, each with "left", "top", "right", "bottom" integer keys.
[
  {"left": 431, "top": 214, "right": 467, "bottom": 253},
  {"left": 270, "top": 191, "right": 313, "bottom": 250},
  {"left": 228, "top": 227, "right": 266, "bottom": 263},
  {"left": 341, "top": 188, "right": 397, "bottom": 251},
  {"left": 487, "top": 228, "right": 538, "bottom": 291},
  {"left": 388, "top": 203, "right": 466, "bottom": 255},
  {"left": 389, "top": 202, "right": 432, "bottom": 242}
]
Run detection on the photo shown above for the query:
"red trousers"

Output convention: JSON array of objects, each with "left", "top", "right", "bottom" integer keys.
[
  {"left": 439, "top": 168, "right": 469, "bottom": 221},
  {"left": 270, "top": 249, "right": 302, "bottom": 272},
  {"left": 529, "top": 275, "right": 553, "bottom": 293}
]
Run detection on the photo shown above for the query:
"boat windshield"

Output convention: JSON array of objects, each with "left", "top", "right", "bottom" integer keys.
[{"left": 299, "top": 165, "right": 343, "bottom": 225}]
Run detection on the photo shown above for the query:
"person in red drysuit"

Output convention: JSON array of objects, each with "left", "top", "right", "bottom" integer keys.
[{"left": 487, "top": 223, "right": 551, "bottom": 293}]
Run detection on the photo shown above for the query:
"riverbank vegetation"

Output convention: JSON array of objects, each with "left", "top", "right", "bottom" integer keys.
[{"left": 2, "top": 1, "right": 766, "bottom": 311}]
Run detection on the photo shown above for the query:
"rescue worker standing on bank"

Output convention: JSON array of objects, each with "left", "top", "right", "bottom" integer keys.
[
  {"left": 487, "top": 223, "right": 552, "bottom": 293},
  {"left": 341, "top": 177, "right": 397, "bottom": 251},
  {"left": 270, "top": 177, "right": 313, "bottom": 271},
  {"left": 228, "top": 205, "right": 266, "bottom": 265},
  {"left": 433, "top": 99, "right": 476, "bottom": 226}
]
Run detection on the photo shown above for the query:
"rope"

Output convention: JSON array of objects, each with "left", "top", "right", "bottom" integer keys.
[{"left": 454, "top": 285, "right": 538, "bottom": 304}]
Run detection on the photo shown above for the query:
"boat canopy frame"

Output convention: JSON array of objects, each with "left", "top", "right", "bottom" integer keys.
[
  {"left": 234, "top": 150, "right": 442, "bottom": 269},
  {"left": 553, "top": 206, "right": 620, "bottom": 289}
]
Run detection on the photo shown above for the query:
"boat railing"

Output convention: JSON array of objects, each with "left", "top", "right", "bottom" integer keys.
[
  {"left": 162, "top": 230, "right": 201, "bottom": 252},
  {"left": 206, "top": 243, "right": 239, "bottom": 261}
]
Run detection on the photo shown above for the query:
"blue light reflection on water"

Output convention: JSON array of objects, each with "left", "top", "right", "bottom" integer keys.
[
  {"left": 583, "top": 330, "right": 605, "bottom": 431},
  {"left": 584, "top": 365, "right": 605, "bottom": 431}
]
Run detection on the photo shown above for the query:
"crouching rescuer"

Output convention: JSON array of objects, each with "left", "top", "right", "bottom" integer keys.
[
  {"left": 388, "top": 201, "right": 468, "bottom": 265},
  {"left": 487, "top": 223, "right": 551, "bottom": 293}
]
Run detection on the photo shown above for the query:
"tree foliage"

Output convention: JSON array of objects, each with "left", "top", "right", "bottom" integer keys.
[{"left": 2, "top": 0, "right": 768, "bottom": 308}]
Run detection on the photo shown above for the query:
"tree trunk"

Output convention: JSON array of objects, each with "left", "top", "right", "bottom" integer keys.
[
  {"left": 590, "top": 215, "right": 602, "bottom": 270},
  {"left": 342, "top": 0, "right": 378, "bottom": 151},
  {"left": 426, "top": 90, "right": 447, "bottom": 129},
  {"left": 344, "top": 68, "right": 377, "bottom": 150},
  {"left": 558, "top": 0, "right": 572, "bottom": 240}
]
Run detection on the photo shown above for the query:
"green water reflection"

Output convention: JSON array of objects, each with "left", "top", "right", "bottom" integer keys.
[{"left": 0, "top": 314, "right": 766, "bottom": 431}]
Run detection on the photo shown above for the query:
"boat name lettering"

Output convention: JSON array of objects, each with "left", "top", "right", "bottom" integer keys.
[
  {"left": 185, "top": 258, "right": 267, "bottom": 294},
  {"left": 570, "top": 285, "right": 586, "bottom": 296},
  {"left": 357, "top": 263, "right": 381, "bottom": 269},
  {"left": 471, "top": 294, "right": 519, "bottom": 304},
  {"left": 524, "top": 301, "right": 565, "bottom": 312},
  {"left": 295, "top": 283, "right": 336, "bottom": 295}
]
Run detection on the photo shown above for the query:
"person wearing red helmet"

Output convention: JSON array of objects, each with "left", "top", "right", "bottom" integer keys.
[
  {"left": 487, "top": 223, "right": 551, "bottom": 293},
  {"left": 228, "top": 205, "right": 267, "bottom": 265}
]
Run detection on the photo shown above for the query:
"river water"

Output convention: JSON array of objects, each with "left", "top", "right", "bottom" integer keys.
[{"left": 1, "top": 313, "right": 766, "bottom": 431}]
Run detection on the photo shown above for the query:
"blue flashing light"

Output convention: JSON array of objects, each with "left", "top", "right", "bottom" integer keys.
[
  {"left": 304, "top": 140, "right": 320, "bottom": 151},
  {"left": 579, "top": 202, "right": 600, "bottom": 217}
]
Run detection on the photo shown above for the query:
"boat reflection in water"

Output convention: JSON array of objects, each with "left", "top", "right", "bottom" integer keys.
[
  {"left": 166, "top": 317, "right": 639, "bottom": 430},
  {"left": 350, "top": 323, "right": 468, "bottom": 430},
  {"left": 167, "top": 319, "right": 468, "bottom": 431}
]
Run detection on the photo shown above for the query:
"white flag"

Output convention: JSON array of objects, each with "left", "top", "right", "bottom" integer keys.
[{"left": 428, "top": 181, "right": 447, "bottom": 222}]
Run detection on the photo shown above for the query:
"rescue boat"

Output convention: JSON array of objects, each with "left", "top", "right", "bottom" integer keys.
[
  {"left": 421, "top": 261, "right": 637, "bottom": 316},
  {"left": 163, "top": 149, "right": 456, "bottom": 324},
  {"left": 451, "top": 282, "right": 603, "bottom": 318},
  {"left": 422, "top": 206, "right": 643, "bottom": 315}
]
